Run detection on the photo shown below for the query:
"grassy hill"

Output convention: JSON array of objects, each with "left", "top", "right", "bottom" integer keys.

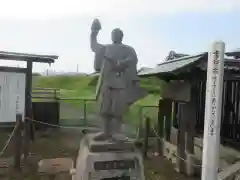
[{"left": 33, "top": 75, "right": 162, "bottom": 126}]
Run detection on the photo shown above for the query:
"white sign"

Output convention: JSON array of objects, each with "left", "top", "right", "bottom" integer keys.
[
  {"left": 201, "top": 42, "right": 225, "bottom": 180},
  {"left": 0, "top": 72, "right": 26, "bottom": 122}
]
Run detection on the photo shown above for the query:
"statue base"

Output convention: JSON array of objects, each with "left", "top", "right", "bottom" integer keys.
[{"left": 75, "top": 133, "right": 145, "bottom": 180}]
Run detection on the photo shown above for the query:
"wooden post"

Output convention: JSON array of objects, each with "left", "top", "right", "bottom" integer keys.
[
  {"left": 186, "top": 86, "right": 197, "bottom": 154},
  {"left": 23, "top": 59, "right": 33, "bottom": 161},
  {"left": 176, "top": 102, "right": 187, "bottom": 173},
  {"left": 157, "top": 99, "right": 165, "bottom": 156},
  {"left": 172, "top": 101, "right": 179, "bottom": 128},
  {"left": 137, "top": 106, "right": 143, "bottom": 139},
  {"left": 14, "top": 114, "right": 22, "bottom": 170},
  {"left": 54, "top": 89, "right": 57, "bottom": 100},
  {"left": 164, "top": 99, "right": 172, "bottom": 142},
  {"left": 83, "top": 100, "right": 87, "bottom": 126},
  {"left": 143, "top": 117, "right": 150, "bottom": 159},
  {"left": 23, "top": 114, "right": 31, "bottom": 161},
  {"left": 185, "top": 86, "right": 197, "bottom": 176}
]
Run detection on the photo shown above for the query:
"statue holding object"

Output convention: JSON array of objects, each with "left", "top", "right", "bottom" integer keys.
[{"left": 90, "top": 19, "right": 147, "bottom": 142}]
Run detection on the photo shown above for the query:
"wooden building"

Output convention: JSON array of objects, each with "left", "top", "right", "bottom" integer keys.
[
  {"left": 139, "top": 50, "right": 240, "bottom": 174},
  {"left": 0, "top": 51, "right": 58, "bottom": 125}
]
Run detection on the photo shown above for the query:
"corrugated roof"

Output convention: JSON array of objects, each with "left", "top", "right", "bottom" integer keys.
[{"left": 138, "top": 53, "right": 205, "bottom": 76}]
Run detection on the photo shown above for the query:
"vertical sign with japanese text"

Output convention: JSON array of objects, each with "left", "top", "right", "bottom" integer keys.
[
  {"left": 209, "top": 50, "right": 220, "bottom": 136},
  {"left": 16, "top": 77, "right": 20, "bottom": 114},
  {"left": 205, "top": 44, "right": 224, "bottom": 137},
  {"left": 201, "top": 41, "right": 225, "bottom": 180}
]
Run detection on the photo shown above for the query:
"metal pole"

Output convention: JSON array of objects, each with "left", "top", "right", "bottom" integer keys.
[{"left": 201, "top": 41, "right": 225, "bottom": 180}]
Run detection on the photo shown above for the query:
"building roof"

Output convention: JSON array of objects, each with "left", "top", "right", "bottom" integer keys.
[
  {"left": 138, "top": 53, "right": 207, "bottom": 77},
  {"left": 138, "top": 51, "right": 240, "bottom": 78},
  {"left": 137, "top": 67, "right": 152, "bottom": 73},
  {"left": 0, "top": 51, "right": 58, "bottom": 63},
  {"left": 225, "top": 49, "right": 240, "bottom": 58},
  {"left": 163, "top": 51, "right": 189, "bottom": 62}
]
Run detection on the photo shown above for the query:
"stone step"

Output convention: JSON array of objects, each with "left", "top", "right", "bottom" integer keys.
[{"left": 38, "top": 158, "right": 74, "bottom": 175}]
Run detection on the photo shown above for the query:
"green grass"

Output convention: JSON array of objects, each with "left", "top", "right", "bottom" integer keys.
[{"left": 33, "top": 75, "right": 161, "bottom": 127}]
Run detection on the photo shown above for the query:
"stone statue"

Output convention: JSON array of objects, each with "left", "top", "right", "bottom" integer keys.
[{"left": 90, "top": 19, "right": 147, "bottom": 142}]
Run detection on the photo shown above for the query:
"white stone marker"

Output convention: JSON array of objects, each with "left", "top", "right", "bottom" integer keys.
[{"left": 201, "top": 41, "right": 225, "bottom": 180}]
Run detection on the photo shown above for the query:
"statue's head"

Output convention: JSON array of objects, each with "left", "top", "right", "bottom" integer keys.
[{"left": 111, "top": 28, "right": 123, "bottom": 44}]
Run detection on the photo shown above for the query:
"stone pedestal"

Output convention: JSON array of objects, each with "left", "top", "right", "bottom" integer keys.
[{"left": 75, "top": 134, "right": 145, "bottom": 180}]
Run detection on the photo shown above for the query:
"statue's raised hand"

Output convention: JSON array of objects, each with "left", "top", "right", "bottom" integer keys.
[
  {"left": 91, "top": 19, "right": 102, "bottom": 33},
  {"left": 90, "top": 19, "right": 103, "bottom": 53}
]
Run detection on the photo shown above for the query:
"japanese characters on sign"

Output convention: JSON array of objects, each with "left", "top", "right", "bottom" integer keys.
[
  {"left": 209, "top": 50, "right": 220, "bottom": 136},
  {"left": 202, "top": 42, "right": 225, "bottom": 180},
  {"left": 16, "top": 78, "right": 20, "bottom": 114}
]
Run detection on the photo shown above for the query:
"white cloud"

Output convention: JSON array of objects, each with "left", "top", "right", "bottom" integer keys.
[{"left": 0, "top": 0, "right": 239, "bottom": 19}]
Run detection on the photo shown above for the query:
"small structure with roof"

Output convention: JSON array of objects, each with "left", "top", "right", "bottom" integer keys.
[
  {"left": 139, "top": 49, "right": 240, "bottom": 176},
  {"left": 0, "top": 51, "right": 58, "bottom": 124},
  {"left": 0, "top": 50, "right": 58, "bottom": 161}
]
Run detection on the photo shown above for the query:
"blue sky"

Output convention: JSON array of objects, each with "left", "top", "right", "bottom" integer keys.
[{"left": 0, "top": 0, "right": 239, "bottom": 73}]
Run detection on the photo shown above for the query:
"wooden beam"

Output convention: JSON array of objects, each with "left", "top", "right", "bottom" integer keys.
[
  {"left": 143, "top": 117, "right": 150, "bottom": 159},
  {"left": 0, "top": 66, "right": 27, "bottom": 73},
  {"left": 157, "top": 99, "right": 165, "bottom": 155},
  {"left": 184, "top": 86, "right": 197, "bottom": 176},
  {"left": 23, "top": 59, "right": 33, "bottom": 160},
  {"left": 176, "top": 102, "right": 187, "bottom": 173},
  {"left": 14, "top": 114, "right": 22, "bottom": 170},
  {"left": 224, "top": 73, "right": 240, "bottom": 81},
  {"left": 186, "top": 85, "right": 197, "bottom": 154},
  {"left": 164, "top": 99, "right": 173, "bottom": 141}
]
